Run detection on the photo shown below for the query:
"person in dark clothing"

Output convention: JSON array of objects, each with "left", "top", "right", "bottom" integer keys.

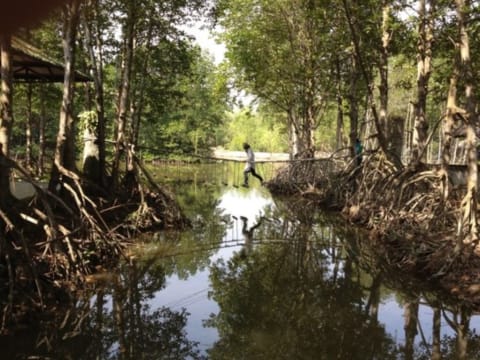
[
  {"left": 242, "top": 143, "right": 263, "bottom": 187},
  {"left": 354, "top": 138, "right": 363, "bottom": 166}
]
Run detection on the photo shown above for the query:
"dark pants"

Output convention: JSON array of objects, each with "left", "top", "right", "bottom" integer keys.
[{"left": 244, "top": 167, "right": 263, "bottom": 185}]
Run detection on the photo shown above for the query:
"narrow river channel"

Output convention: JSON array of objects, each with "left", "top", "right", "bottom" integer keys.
[{"left": 2, "top": 162, "right": 480, "bottom": 359}]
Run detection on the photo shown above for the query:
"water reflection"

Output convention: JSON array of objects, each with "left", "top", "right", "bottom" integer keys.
[
  {"left": 2, "top": 163, "right": 480, "bottom": 359},
  {"left": 210, "top": 193, "right": 480, "bottom": 359},
  {"left": 0, "top": 262, "right": 204, "bottom": 359},
  {"left": 207, "top": 199, "right": 398, "bottom": 359}
]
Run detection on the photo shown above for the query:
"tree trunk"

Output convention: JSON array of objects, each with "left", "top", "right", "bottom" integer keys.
[
  {"left": 389, "top": 115, "right": 405, "bottom": 161},
  {"left": 334, "top": 57, "right": 344, "bottom": 151},
  {"left": 442, "top": 68, "right": 458, "bottom": 202},
  {"left": 130, "top": 61, "right": 147, "bottom": 149},
  {"left": 0, "top": 34, "right": 14, "bottom": 205},
  {"left": 378, "top": 2, "right": 390, "bottom": 147},
  {"left": 302, "top": 55, "right": 317, "bottom": 157},
  {"left": 38, "top": 89, "right": 46, "bottom": 177},
  {"left": 342, "top": 0, "right": 401, "bottom": 168},
  {"left": 82, "top": 0, "right": 107, "bottom": 187},
  {"left": 25, "top": 83, "right": 33, "bottom": 172},
  {"left": 347, "top": 51, "right": 360, "bottom": 158},
  {"left": 411, "top": 0, "right": 434, "bottom": 166},
  {"left": 50, "top": 0, "right": 81, "bottom": 191},
  {"left": 443, "top": 0, "right": 479, "bottom": 249},
  {"left": 303, "top": 72, "right": 317, "bottom": 158},
  {"left": 455, "top": 0, "right": 478, "bottom": 246},
  {"left": 131, "top": 6, "right": 154, "bottom": 148},
  {"left": 288, "top": 109, "right": 299, "bottom": 158},
  {"left": 112, "top": 0, "right": 136, "bottom": 189}
]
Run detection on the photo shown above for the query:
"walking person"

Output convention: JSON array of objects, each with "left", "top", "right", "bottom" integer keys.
[{"left": 242, "top": 143, "right": 263, "bottom": 187}]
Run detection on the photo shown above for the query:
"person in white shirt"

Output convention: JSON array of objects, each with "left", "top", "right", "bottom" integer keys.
[{"left": 242, "top": 143, "right": 263, "bottom": 187}]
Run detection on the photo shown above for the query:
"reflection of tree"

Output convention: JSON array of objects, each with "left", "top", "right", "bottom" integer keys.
[
  {"left": 90, "top": 261, "right": 204, "bottom": 360},
  {"left": 207, "top": 199, "right": 399, "bottom": 359},
  {"left": 430, "top": 305, "right": 480, "bottom": 360},
  {"left": 432, "top": 307, "right": 441, "bottom": 360},
  {"left": 156, "top": 178, "right": 229, "bottom": 280},
  {"left": 107, "top": 301, "right": 201, "bottom": 360},
  {"left": 0, "top": 259, "right": 204, "bottom": 359},
  {"left": 417, "top": 315, "right": 480, "bottom": 360},
  {"left": 403, "top": 299, "right": 419, "bottom": 360},
  {"left": 322, "top": 200, "right": 480, "bottom": 360}
]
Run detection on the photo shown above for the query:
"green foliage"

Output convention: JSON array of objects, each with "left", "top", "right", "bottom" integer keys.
[
  {"left": 11, "top": 83, "right": 61, "bottom": 158},
  {"left": 8, "top": 0, "right": 480, "bottom": 167},
  {"left": 223, "top": 108, "right": 288, "bottom": 153},
  {"left": 316, "top": 107, "right": 338, "bottom": 152},
  {"left": 139, "top": 46, "right": 230, "bottom": 157},
  {"left": 78, "top": 110, "right": 98, "bottom": 132}
]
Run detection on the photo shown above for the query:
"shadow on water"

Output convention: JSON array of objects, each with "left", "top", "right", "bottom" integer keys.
[{"left": 2, "top": 162, "right": 480, "bottom": 359}]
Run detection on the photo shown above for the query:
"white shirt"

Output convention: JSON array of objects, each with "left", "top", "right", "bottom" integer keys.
[{"left": 245, "top": 148, "right": 255, "bottom": 170}]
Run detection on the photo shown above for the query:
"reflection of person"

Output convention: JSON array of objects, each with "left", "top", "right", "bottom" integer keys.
[
  {"left": 354, "top": 138, "right": 363, "bottom": 166},
  {"left": 242, "top": 143, "right": 263, "bottom": 187},
  {"left": 239, "top": 216, "right": 263, "bottom": 257}
]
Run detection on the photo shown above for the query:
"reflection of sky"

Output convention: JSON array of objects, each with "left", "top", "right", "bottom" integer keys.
[
  {"left": 380, "top": 296, "right": 480, "bottom": 346},
  {"left": 218, "top": 188, "right": 273, "bottom": 221},
  {"left": 382, "top": 300, "right": 445, "bottom": 345},
  {"left": 150, "top": 271, "right": 217, "bottom": 353},
  {"left": 149, "top": 187, "right": 274, "bottom": 354},
  {"left": 215, "top": 187, "right": 274, "bottom": 260},
  {"left": 148, "top": 184, "right": 480, "bottom": 356}
]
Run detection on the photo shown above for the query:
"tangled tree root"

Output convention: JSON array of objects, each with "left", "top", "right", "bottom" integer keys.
[
  {"left": 267, "top": 155, "right": 345, "bottom": 208},
  {"left": 268, "top": 151, "right": 480, "bottom": 297},
  {"left": 0, "top": 157, "right": 188, "bottom": 329}
]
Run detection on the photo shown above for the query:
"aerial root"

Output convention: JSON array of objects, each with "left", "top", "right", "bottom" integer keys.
[{"left": 268, "top": 151, "right": 480, "bottom": 287}]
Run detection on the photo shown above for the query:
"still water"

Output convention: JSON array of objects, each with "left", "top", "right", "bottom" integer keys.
[{"left": 2, "top": 163, "right": 480, "bottom": 359}]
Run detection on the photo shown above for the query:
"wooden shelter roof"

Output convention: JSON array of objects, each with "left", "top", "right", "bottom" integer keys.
[{"left": 11, "top": 37, "right": 90, "bottom": 83}]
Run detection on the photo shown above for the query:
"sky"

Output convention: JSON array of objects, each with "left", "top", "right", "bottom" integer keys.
[
  {"left": 181, "top": 19, "right": 255, "bottom": 108},
  {"left": 183, "top": 20, "right": 226, "bottom": 65}
]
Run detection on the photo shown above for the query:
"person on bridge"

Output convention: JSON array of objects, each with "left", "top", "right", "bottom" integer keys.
[{"left": 242, "top": 143, "right": 263, "bottom": 187}]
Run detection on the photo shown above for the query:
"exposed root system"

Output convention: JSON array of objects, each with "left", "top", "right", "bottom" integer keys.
[
  {"left": 267, "top": 155, "right": 345, "bottom": 208},
  {"left": 268, "top": 151, "right": 480, "bottom": 300},
  {"left": 0, "top": 157, "right": 187, "bottom": 329}
]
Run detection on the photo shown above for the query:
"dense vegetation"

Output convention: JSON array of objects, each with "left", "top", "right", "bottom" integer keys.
[
  {"left": 2, "top": 0, "right": 480, "bottom": 336},
  {"left": 204, "top": 0, "right": 480, "bottom": 317}
]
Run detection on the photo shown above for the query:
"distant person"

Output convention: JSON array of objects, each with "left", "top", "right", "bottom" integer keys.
[
  {"left": 354, "top": 138, "right": 363, "bottom": 166},
  {"left": 242, "top": 143, "right": 263, "bottom": 187}
]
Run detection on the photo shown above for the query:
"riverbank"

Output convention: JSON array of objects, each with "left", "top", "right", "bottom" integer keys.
[{"left": 267, "top": 151, "right": 480, "bottom": 305}]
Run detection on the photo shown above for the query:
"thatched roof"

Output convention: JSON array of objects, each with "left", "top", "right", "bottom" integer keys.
[{"left": 11, "top": 37, "right": 90, "bottom": 83}]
